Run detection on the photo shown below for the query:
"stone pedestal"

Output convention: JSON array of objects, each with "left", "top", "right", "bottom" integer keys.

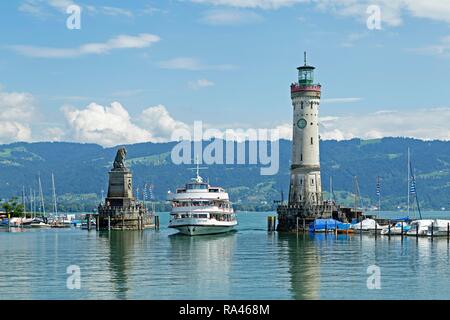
[{"left": 98, "top": 150, "right": 154, "bottom": 231}]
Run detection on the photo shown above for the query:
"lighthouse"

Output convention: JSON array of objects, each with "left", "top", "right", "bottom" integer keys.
[
  {"left": 289, "top": 52, "right": 322, "bottom": 207},
  {"left": 277, "top": 53, "right": 328, "bottom": 231},
  {"left": 277, "top": 53, "right": 362, "bottom": 231}
]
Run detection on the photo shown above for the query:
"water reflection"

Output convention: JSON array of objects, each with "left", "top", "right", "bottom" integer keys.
[
  {"left": 167, "top": 232, "right": 236, "bottom": 299},
  {"left": 277, "top": 232, "right": 321, "bottom": 299},
  {"left": 98, "top": 231, "right": 145, "bottom": 299}
]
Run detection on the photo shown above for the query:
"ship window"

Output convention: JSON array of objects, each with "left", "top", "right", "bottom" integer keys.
[
  {"left": 311, "top": 137, "right": 313, "bottom": 145},
  {"left": 301, "top": 101, "right": 304, "bottom": 109},
  {"left": 300, "top": 154, "right": 303, "bottom": 161},
  {"left": 187, "top": 183, "right": 208, "bottom": 190}
]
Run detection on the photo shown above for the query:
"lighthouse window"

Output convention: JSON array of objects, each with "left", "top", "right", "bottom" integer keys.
[
  {"left": 311, "top": 179, "right": 314, "bottom": 185},
  {"left": 300, "top": 154, "right": 303, "bottom": 161},
  {"left": 311, "top": 137, "right": 314, "bottom": 145}
]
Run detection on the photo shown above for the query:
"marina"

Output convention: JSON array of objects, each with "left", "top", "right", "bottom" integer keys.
[{"left": 2, "top": 211, "right": 450, "bottom": 300}]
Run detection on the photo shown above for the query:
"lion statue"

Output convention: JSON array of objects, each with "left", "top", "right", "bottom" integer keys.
[{"left": 113, "top": 147, "right": 127, "bottom": 169}]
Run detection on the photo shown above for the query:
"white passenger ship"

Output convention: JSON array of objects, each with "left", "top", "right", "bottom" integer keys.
[{"left": 167, "top": 166, "right": 237, "bottom": 236}]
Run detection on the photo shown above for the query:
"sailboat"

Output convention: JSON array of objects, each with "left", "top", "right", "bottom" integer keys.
[
  {"left": 380, "top": 148, "right": 422, "bottom": 236},
  {"left": 29, "top": 174, "right": 50, "bottom": 228}
]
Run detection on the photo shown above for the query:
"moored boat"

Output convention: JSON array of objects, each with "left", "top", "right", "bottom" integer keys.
[{"left": 167, "top": 163, "right": 237, "bottom": 236}]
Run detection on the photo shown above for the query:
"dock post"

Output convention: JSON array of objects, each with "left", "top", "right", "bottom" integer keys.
[
  {"left": 156, "top": 215, "right": 160, "bottom": 230},
  {"left": 388, "top": 221, "right": 391, "bottom": 238},
  {"left": 302, "top": 219, "right": 306, "bottom": 232},
  {"left": 375, "top": 223, "right": 377, "bottom": 239},
  {"left": 87, "top": 214, "right": 91, "bottom": 231},
  {"left": 325, "top": 221, "right": 327, "bottom": 234},
  {"left": 360, "top": 220, "right": 362, "bottom": 235},
  {"left": 416, "top": 223, "right": 419, "bottom": 238},
  {"left": 447, "top": 222, "right": 449, "bottom": 241},
  {"left": 401, "top": 222, "right": 403, "bottom": 237},
  {"left": 7, "top": 213, "right": 10, "bottom": 231},
  {"left": 296, "top": 217, "right": 299, "bottom": 233},
  {"left": 96, "top": 215, "right": 99, "bottom": 231},
  {"left": 108, "top": 215, "right": 111, "bottom": 231},
  {"left": 267, "top": 216, "right": 271, "bottom": 231},
  {"left": 431, "top": 222, "right": 434, "bottom": 239}
]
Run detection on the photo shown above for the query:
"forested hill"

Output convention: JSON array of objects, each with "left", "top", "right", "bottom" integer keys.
[{"left": 0, "top": 138, "right": 449, "bottom": 211}]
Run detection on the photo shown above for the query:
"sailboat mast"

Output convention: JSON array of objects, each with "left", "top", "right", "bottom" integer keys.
[
  {"left": 376, "top": 176, "right": 381, "bottom": 218},
  {"left": 22, "top": 186, "right": 26, "bottom": 216},
  {"left": 407, "top": 148, "right": 410, "bottom": 217},
  {"left": 38, "top": 174, "right": 45, "bottom": 217},
  {"left": 29, "top": 187, "right": 33, "bottom": 216},
  {"left": 329, "top": 176, "right": 333, "bottom": 202},
  {"left": 52, "top": 173, "right": 57, "bottom": 216}
]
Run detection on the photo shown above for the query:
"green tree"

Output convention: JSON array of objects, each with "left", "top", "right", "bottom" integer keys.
[{"left": 2, "top": 197, "right": 25, "bottom": 217}]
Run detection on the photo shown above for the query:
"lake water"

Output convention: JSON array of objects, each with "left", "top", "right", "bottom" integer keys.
[{"left": 1, "top": 211, "right": 450, "bottom": 300}]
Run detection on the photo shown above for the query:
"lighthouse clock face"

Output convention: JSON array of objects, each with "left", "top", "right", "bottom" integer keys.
[{"left": 297, "top": 118, "right": 307, "bottom": 129}]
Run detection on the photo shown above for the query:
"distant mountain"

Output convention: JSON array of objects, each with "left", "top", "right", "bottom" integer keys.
[{"left": 0, "top": 138, "right": 449, "bottom": 212}]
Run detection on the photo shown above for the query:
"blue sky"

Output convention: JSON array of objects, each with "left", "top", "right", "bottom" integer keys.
[{"left": 1, "top": 0, "right": 450, "bottom": 146}]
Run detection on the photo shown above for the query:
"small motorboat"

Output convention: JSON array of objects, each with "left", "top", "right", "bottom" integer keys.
[
  {"left": 406, "top": 220, "right": 434, "bottom": 236},
  {"left": 28, "top": 218, "right": 51, "bottom": 228},
  {"left": 426, "top": 219, "right": 450, "bottom": 237},
  {"left": 351, "top": 218, "right": 388, "bottom": 233},
  {"left": 381, "top": 221, "right": 411, "bottom": 235}
]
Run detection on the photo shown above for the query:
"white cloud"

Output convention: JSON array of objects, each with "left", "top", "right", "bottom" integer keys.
[
  {"left": 62, "top": 102, "right": 151, "bottom": 147},
  {"left": 319, "top": 108, "right": 450, "bottom": 141},
  {"left": 61, "top": 102, "right": 191, "bottom": 146},
  {"left": 9, "top": 33, "right": 160, "bottom": 58},
  {"left": 0, "top": 88, "right": 36, "bottom": 143},
  {"left": 200, "top": 9, "right": 263, "bottom": 25},
  {"left": 188, "top": 79, "right": 215, "bottom": 90},
  {"left": 20, "top": 1, "right": 134, "bottom": 18},
  {"left": 411, "top": 36, "right": 450, "bottom": 57},
  {"left": 159, "top": 57, "right": 235, "bottom": 71},
  {"left": 191, "top": 0, "right": 303, "bottom": 10},
  {"left": 140, "top": 105, "right": 190, "bottom": 142},
  {"left": 322, "top": 97, "right": 363, "bottom": 104},
  {"left": 192, "top": 0, "right": 450, "bottom": 26},
  {"left": 85, "top": 5, "right": 134, "bottom": 18}
]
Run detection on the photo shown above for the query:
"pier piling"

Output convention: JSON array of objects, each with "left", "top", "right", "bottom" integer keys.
[
  {"left": 87, "top": 214, "right": 91, "bottom": 231},
  {"left": 296, "top": 217, "right": 299, "bottom": 233},
  {"left": 108, "top": 215, "right": 111, "bottom": 231},
  {"left": 155, "top": 215, "right": 160, "bottom": 230},
  {"left": 447, "top": 223, "right": 449, "bottom": 241},
  {"left": 431, "top": 222, "right": 434, "bottom": 240},
  {"left": 96, "top": 215, "right": 99, "bottom": 231},
  {"left": 388, "top": 221, "right": 391, "bottom": 238}
]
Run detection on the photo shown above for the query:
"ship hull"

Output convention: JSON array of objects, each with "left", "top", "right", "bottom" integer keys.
[{"left": 169, "top": 223, "right": 236, "bottom": 236}]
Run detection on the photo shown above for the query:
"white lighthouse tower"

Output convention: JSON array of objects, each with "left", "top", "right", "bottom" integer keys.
[{"left": 289, "top": 52, "right": 322, "bottom": 208}]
